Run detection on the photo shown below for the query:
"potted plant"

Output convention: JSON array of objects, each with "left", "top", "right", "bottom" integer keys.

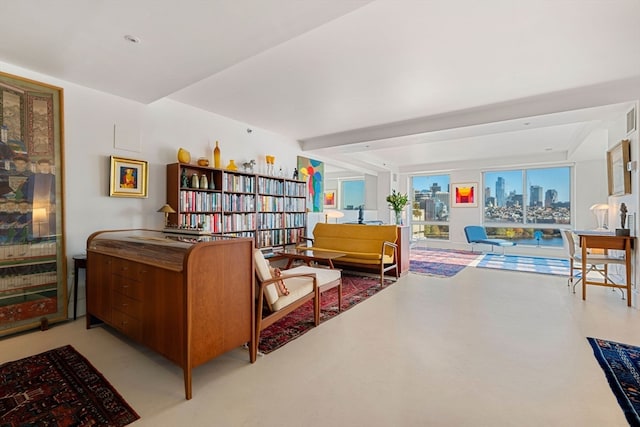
[{"left": 386, "top": 190, "right": 409, "bottom": 225}]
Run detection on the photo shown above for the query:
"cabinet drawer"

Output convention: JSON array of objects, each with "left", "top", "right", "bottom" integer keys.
[
  {"left": 111, "top": 276, "right": 143, "bottom": 300},
  {"left": 112, "top": 309, "right": 142, "bottom": 341},
  {"left": 112, "top": 292, "right": 142, "bottom": 319},
  {"left": 112, "top": 258, "right": 150, "bottom": 279}
]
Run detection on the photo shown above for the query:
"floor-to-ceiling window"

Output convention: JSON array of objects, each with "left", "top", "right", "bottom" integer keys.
[
  {"left": 483, "top": 166, "right": 571, "bottom": 247},
  {"left": 340, "top": 179, "right": 364, "bottom": 210},
  {"left": 410, "top": 174, "right": 450, "bottom": 240}
]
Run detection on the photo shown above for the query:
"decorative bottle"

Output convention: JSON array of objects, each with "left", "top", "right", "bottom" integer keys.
[
  {"left": 213, "top": 141, "right": 221, "bottom": 168},
  {"left": 181, "top": 169, "right": 188, "bottom": 188},
  {"left": 191, "top": 173, "right": 200, "bottom": 189},
  {"left": 200, "top": 173, "right": 208, "bottom": 189}
]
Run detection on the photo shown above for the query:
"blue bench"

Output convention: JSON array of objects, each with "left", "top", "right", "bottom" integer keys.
[{"left": 464, "top": 226, "right": 516, "bottom": 254}]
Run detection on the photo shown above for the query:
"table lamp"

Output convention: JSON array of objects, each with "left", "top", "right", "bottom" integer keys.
[
  {"left": 157, "top": 203, "right": 176, "bottom": 227},
  {"left": 324, "top": 209, "right": 345, "bottom": 223},
  {"left": 589, "top": 203, "right": 609, "bottom": 230}
]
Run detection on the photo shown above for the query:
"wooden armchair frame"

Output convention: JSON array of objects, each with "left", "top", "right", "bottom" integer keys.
[{"left": 255, "top": 272, "right": 320, "bottom": 353}]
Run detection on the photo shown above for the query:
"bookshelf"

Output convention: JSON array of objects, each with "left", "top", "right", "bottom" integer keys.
[{"left": 166, "top": 163, "right": 306, "bottom": 248}]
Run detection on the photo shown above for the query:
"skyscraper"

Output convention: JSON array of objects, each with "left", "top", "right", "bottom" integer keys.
[
  {"left": 545, "top": 189, "right": 558, "bottom": 208},
  {"left": 496, "top": 177, "right": 505, "bottom": 207},
  {"left": 530, "top": 185, "right": 543, "bottom": 207}
]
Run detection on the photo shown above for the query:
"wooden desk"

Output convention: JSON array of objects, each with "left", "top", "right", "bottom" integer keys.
[{"left": 575, "top": 231, "right": 634, "bottom": 306}]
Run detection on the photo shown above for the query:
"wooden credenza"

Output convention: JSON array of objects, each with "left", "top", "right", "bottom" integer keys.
[{"left": 86, "top": 229, "right": 255, "bottom": 399}]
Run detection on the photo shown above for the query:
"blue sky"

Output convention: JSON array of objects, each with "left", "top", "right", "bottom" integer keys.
[
  {"left": 342, "top": 180, "right": 364, "bottom": 208},
  {"left": 412, "top": 175, "right": 450, "bottom": 193}
]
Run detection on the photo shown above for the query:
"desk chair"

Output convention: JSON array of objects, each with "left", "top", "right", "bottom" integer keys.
[{"left": 561, "top": 230, "right": 626, "bottom": 297}]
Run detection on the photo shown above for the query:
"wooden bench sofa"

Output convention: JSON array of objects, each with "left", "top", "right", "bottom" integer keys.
[{"left": 297, "top": 223, "right": 398, "bottom": 286}]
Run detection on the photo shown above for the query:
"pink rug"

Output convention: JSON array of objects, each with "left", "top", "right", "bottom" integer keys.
[{"left": 410, "top": 247, "right": 480, "bottom": 277}]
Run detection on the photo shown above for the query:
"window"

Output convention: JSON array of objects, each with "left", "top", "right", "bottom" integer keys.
[
  {"left": 411, "top": 174, "right": 450, "bottom": 240},
  {"left": 483, "top": 166, "right": 571, "bottom": 247},
  {"left": 340, "top": 179, "right": 364, "bottom": 210}
]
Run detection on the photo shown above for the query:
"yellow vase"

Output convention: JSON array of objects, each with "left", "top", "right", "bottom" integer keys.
[
  {"left": 178, "top": 148, "right": 191, "bottom": 164},
  {"left": 213, "top": 141, "right": 221, "bottom": 168},
  {"left": 226, "top": 159, "right": 238, "bottom": 171}
]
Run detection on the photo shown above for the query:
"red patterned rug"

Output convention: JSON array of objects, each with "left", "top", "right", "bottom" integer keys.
[
  {"left": 0, "top": 345, "right": 139, "bottom": 426},
  {"left": 259, "top": 273, "right": 394, "bottom": 354}
]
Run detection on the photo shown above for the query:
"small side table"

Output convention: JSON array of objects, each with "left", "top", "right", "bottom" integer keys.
[{"left": 72, "top": 254, "right": 87, "bottom": 320}]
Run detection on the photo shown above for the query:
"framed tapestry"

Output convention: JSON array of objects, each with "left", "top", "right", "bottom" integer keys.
[{"left": 0, "top": 71, "right": 66, "bottom": 336}]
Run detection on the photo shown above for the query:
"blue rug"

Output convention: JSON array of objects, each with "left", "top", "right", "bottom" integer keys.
[
  {"left": 476, "top": 253, "right": 571, "bottom": 276},
  {"left": 587, "top": 337, "right": 640, "bottom": 426}
]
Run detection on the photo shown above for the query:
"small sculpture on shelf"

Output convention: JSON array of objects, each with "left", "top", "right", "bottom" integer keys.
[
  {"left": 242, "top": 159, "right": 255, "bottom": 172},
  {"left": 292, "top": 168, "right": 298, "bottom": 180},
  {"left": 616, "top": 203, "right": 630, "bottom": 236}
]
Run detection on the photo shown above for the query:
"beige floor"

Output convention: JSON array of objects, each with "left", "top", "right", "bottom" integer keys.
[{"left": 2, "top": 267, "right": 639, "bottom": 427}]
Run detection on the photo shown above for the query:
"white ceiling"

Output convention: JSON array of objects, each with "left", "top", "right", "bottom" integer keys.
[{"left": 1, "top": 0, "right": 639, "bottom": 175}]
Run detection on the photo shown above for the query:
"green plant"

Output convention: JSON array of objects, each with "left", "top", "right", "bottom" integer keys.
[{"left": 386, "top": 190, "right": 409, "bottom": 212}]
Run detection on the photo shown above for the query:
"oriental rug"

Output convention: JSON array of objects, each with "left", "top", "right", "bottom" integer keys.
[
  {"left": 587, "top": 337, "right": 640, "bottom": 426},
  {"left": 0, "top": 345, "right": 139, "bottom": 427},
  {"left": 476, "top": 253, "right": 571, "bottom": 276},
  {"left": 409, "top": 247, "right": 480, "bottom": 278},
  {"left": 259, "top": 273, "right": 394, "bottom": 354}
]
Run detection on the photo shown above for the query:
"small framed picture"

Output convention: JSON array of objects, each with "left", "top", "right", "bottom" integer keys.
[
  {"left": 323, "top": 190, "right": 336, "bottom": 208},
  {"left": 109, "top": 156, "right": 148, "bottom": 198},
  {"left": 451, "top": 182, "right": 478, "bottom": 207}
]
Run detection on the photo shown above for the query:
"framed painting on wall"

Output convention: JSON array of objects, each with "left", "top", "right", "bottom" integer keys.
[
  {"left": 109, "top": 156, "right": 148, "bottom": 198},
  {"left": 451, "top": 182, "right": 478, "bottom": 207},
  {"left": 0, "top": 71, "right": 66, "bottom": 336},
  {"left": 607, "top": 139, "right": 631, "bottom": 196},
  {"left": 323, "top": 190, "right": 336, "bottom": 208},
  {"left": 297, "top": 156, "right": 324, "bottom": 212}
]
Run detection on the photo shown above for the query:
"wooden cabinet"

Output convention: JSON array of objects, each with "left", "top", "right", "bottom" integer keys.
[
  {"left": 86, "top": 229, "right": 255, "bottom": 399},
  {"left": 166, "top": 163, "right": 306, "bottom": 249}
]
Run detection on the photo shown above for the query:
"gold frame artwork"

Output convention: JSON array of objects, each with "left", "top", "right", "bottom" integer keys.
[
  {"left": 109, "top": 156, "right": 148, "bottom": 198},
  {"left": 0, "top": 70, "right": 67, "bottom": 336},
  {"left": 607, "top": 139, "right": 631, "bottom": 196}
]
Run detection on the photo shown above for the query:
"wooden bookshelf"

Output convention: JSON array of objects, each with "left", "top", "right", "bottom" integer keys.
[{"left": 167, "top": 163, "right": 306, "bottom": 249}]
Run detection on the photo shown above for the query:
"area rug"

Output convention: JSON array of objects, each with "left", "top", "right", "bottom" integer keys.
[
  {"left": 476, "top": 253, "right": 571, "bottom": 276},
  {"left": 259, "top": 273, "right": 394, "bottom": 354},
  {"left": 587, "top": 337, "right": 640, "bottom": 426},
  {"left": 409, "top": 247, "right": 481, "bottom": 277},
  {"left": 0, "top": 345, "right": 139, "bottom": 426}
]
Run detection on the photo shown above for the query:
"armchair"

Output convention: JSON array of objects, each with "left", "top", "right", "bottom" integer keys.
[{"left": 254, "top": 249, "right": 320, "bottom": 353}]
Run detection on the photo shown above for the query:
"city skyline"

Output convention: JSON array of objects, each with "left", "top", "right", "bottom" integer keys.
[
  {"left": 484, "top": 167, "right": 570, "bottom": 202},
  {"left": 412, "top": 168, "right": 570, "bottom": 203}
]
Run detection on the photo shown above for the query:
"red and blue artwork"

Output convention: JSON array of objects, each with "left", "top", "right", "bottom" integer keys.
[{"left": 297, "top": 156, "right": 324, "bottom": 212}]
